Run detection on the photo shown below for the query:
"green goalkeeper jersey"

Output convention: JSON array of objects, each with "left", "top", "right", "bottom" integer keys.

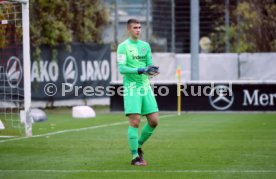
[{"left": 117, "top": 38, "right": 152, "bottom": 88}]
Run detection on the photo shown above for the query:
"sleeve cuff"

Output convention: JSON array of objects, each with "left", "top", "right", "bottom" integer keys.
[{"left": 137, "top": 68, "right": 144, "bottom": 74}]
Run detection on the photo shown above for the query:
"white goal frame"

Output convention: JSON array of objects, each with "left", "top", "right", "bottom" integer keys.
[
  {"left": 0, "top": 0, "right": 32, "bottom": 136},
  {"left": 22, "top": 0, "right": 32, "bottom": 137}
]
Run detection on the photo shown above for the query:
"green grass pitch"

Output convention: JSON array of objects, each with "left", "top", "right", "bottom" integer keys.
[{"left": 0, "top": 108, "right": 276, "bottom": 179}]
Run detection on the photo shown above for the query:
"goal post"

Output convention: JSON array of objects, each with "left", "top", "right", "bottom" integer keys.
[
  {"left": 0, "top": 0, "right": 32, "bottom": 137},
  {"left": 21, "top": 0, "right": 32, "bottom": 137}
]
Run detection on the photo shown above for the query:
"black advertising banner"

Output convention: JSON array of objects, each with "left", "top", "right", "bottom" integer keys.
[
  {"left": 31, "top": 43, "right": 111, "bottom": 100},
  {"left": 110, "top": 83, "right": 276, "bottom": 111},
  {"left": 1, "top": 43, "right": 111, "bottom": 102},
  {"left": 180, "top": 83, "right": 276, "bottom": 111}
]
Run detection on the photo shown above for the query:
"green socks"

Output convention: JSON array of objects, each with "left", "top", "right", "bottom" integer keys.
[
  {"left": 138, "top": 123, "right": 155, "bottom": 148},
  {"left": 128, "top": 126, "right": 139, "bottom": 159},
  {"left": 128, "top": 123, "right": 156, "bottom": 159}
]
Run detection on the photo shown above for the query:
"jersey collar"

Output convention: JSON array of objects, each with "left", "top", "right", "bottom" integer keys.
[{"left": 128, "top": 38, "right": 139, "bottom": 44}]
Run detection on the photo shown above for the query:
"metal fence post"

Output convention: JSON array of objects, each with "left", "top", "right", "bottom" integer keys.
[
  {"left": 225, "top": 0, "right": 230, "bottom": 52},
  {"left": 114, "top": 0, "right": 118, "bottom": 47},
  {"left": 191, "top": 0, "right": 199, "bottom": 80},
  {"left": 171, "top": 0, "right": 175, "bottom": 53},
  {"left": 146, "top": 0, "right": 150, "bottom": 42}
]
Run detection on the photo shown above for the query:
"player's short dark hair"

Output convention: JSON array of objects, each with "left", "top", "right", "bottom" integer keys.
[{"left": 127, "top": 18, "right": 140, "bottom": 27}]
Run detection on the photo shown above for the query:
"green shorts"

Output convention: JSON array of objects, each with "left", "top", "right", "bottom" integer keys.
[{"left": 124, "top": 87, "right": 159, "bottom": 116}]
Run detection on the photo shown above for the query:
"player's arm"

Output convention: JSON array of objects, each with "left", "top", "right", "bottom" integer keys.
[
  {"left": 117, "top": 45, "right": 156, "bottom": 75},
  {"left": 117, "top": 44, "right": 153, "bottom": 75},
  {"left": 117, "top": 57, "right": 154, "bottom": 75},
  {"left": 117, "top": 55, "right": 138, "bottom": 74},
  {"left": 116, "top": 44, "right": 138, "bottom": 74}
]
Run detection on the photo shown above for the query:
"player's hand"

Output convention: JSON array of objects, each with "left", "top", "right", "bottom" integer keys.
[
  {"left": 147, "top": 65, "right": 160, "bottom": 77},
  {"left": 138, "top": 65, "right": 160, "bottom": 76}
]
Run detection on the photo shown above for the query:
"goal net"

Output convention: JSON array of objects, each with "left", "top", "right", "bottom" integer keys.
[{"left": 0, "top": 0, "right": 31, "bottom": 137}]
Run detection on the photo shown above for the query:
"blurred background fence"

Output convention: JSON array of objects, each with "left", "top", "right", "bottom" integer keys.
[
  {"left": 103, "top": 0, "right": 276, "bottom": 53},
  {"left": 1, "top": 0, "right": 275, "bottom": 109}
]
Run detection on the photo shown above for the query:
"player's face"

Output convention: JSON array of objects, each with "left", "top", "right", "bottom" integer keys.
[{"left": 128, "top": 23, "right": 141, "bottom": 40}]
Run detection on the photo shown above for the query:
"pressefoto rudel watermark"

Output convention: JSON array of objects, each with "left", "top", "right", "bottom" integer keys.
[
  {"left": 43, "top": 82, "right": 233, "bottom": 97},
  {"left": 44, "top": 83, "right": 58, "bottom": 96}
]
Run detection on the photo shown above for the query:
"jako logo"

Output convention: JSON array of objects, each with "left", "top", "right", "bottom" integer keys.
[
  {"left": 6, "top": 56, "right": 22, "bottom": 88},
  {"left": 63, "top": 56, "right": 78, "bottom": 87}
]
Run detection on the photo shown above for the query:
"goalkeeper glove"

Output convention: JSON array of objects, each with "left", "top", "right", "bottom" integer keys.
[{"left": 138, "top": 65, "right": 159, "bottom": 76}]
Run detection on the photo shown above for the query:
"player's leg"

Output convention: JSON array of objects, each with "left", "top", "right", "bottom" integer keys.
[
  {"left": 138, "top": 112, "right": 159, "bottom": 148},
  {"left": 137, "top": 112, "right": 158, "bottom": 165},
  {"left": 139, "top": 88, "right": 159, "bottom": 147},
  {"left": 128, "top": 114, "right": 147, "bottom": 166},
  {"left": 128, "top": 114, "right": 141, "bottom": 160},
  {"left": 124, "top": 90, "right": 146, "bottom": 166},
  {"left": 138, "top": 89, "right": 159, "bottom": 163}
]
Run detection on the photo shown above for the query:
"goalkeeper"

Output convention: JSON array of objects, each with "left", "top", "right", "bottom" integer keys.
[{"left": 117, "top": 18, "right": 159, "bottom": 166}]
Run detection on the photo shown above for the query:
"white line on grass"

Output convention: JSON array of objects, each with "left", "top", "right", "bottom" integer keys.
[
  {"left": 0, "top": 114, "right": 176, "bottom": 144},
  {"left": 0, "top": 136, "right": 16, "bottom": 138},
  {"left": 0, "top": 169, "right": 275, "bottom": 173}
]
